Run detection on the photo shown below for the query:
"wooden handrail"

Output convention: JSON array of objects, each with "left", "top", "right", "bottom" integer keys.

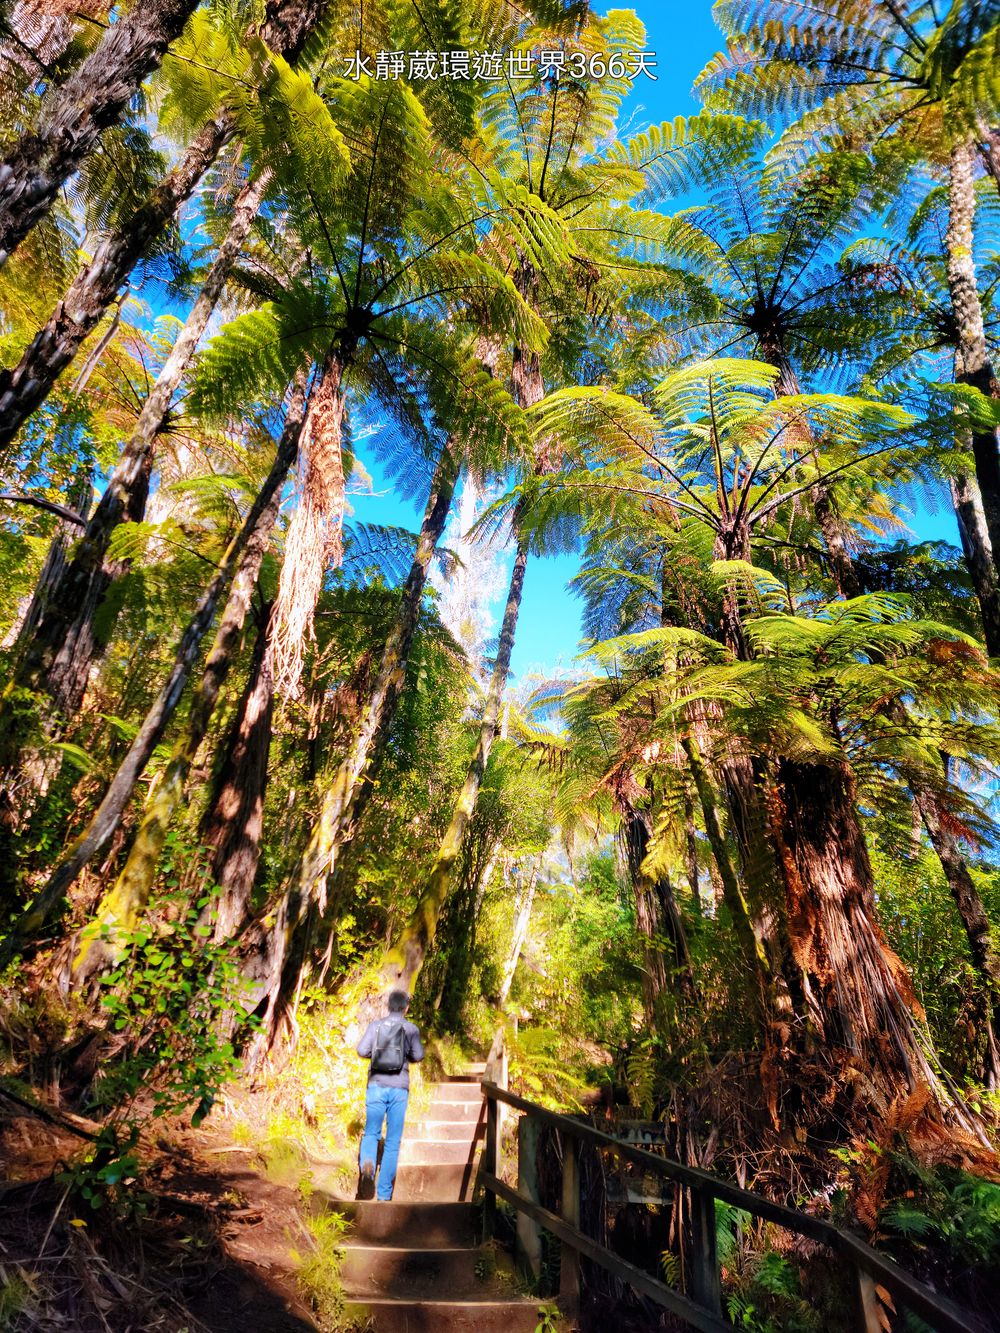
[{"left": 479, "top": 1080, "right": 985, "bottom": 1333}]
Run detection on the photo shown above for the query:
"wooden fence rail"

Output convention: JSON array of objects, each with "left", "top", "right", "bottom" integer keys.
[{"left": 477, "top": 1079, "right": 984, "bottom": 1333}]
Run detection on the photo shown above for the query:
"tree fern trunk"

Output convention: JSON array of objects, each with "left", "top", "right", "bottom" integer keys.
[
  {"left": 6, "top": 168, "right": 275, "bottom": 728},
  {"left": 0, "top": 0, "right": 200, "bottom": 268},
  {"left": 237, "top": 439, "right": 461, "bottom": 1052},
  {"left": 767, "top": 758, "right": 970, "bottom": 1125},
  {"left": 950, "top": 471, "right": 1000, "bottom": 656},
  {"left": 945, "top": 139, "right": 1000, "bottom": 573},
  {"left": 383, "top": 536, "right": 529, "bottom": 995},
  {"left": 915, "top": 790, "right": 1000, "bottom": 1090},
  {"left": 0, "top": 384, "right": 307, "bottom": 966},
  {"left": 200, "top": 602, "right": 275, "bottom": 944},
  {"left": 0, "top": 0, "right": 330, "bottom": 454}
]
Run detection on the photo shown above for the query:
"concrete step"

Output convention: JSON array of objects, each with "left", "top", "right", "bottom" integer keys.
[
  {"left": 322, "top": 1199, "right": 477, "bottom": 1247},
  {"left": 392, "top": 1161, "right": 477, "bottom": 1202},
  {"left": 408, "top": 1118, "right": 485, "bottom": 1143},
  {"left": 429, "top": 1082, "right": 483, "bottom": 1104},
  {"left": 343, "top": 1298, "right": 543, "bottom": 1332},
  {"left": 427, "top": 1095, "right": 483, "bottom": 1121},
  {"left": 340, "top": 1244, "right": 481, "bottom": 1298},
  {"left": 399, "top": 1138, "right": 482, "bottom": 1166}
]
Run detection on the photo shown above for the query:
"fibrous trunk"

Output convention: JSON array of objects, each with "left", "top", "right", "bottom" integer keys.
[
  {"left": 267, "top": 347, "right": 349, "bottom": 700},
  {"left": 0, "top": 0, "right": 199, "bottom": 267},
  {"left": 766, "top": 758, "right": 956, "bottom": 1120}
]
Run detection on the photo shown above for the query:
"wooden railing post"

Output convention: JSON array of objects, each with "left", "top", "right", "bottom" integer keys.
[
  {"left": 515, "top": 1114, "right": 543, "bottom": 1283},
  {"left": 689, "top": 1185, "right": 722, "bottom": 1316},
  {"left": 483, "top": 1090, "right": 498, "bottom": 1240},
  {"left": 559, "top": 1133, "right": 581, "bottom": 1314},
  {"left": 855, "top": 1266, "right": 882, "bottom": 1333}
]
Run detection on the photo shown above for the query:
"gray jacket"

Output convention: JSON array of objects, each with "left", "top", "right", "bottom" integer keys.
[{"left": 356, "top": 1014, "right": 424, "bottom": 1089}]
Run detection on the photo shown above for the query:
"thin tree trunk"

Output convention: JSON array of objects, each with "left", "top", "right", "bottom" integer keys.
[
  {"left": 71, "top": 410, "right": 298, "bottom": 981},
  {"left": 0, "top": 0, "right": 199, "bottom": 267},
  {"left": 620, "top": 794, "right": 695, "bottom": 1024},
  {"left": 384, "top": 537, "right": 529, "bottom": 993},
  {"left": 0, "top": 0, "right": 330, "bottom": 454},
  {"left": 915, "top": 790, "right": 1000, "bottom": 1090},
  {"left": 6, "top": 474, "right": 93, "bottom": 659},
  {"left": 681, "top": 733, "right": 760, "bottom": 971},
  {"left": 498, "top": 866, "right": 537, "bottom": 1005},
  {"left": 760, "top": 336, "right": 861, "bottom": 598},
  {"left": 235, "top": 440, "right": 461, "bottom": 1051},
  {"left": 945, "top": 139, "right": 1000, "bottom": 573},
  {"left": 200, "top": 602, "right": 275, "bottom": 944},
  {"left": 296, "top": 443, "right": 459, "bottom": 898},
  {"left": 0, "top": 384, "right": 306, "bottom": 964},
  {"left": 950, "top": 472, "right": 1000, "bottom": 656}
]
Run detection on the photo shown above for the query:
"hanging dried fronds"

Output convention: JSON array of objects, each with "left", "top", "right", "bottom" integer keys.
[{"left": 268, "top": 356, "right": 347, "bottom": 700}]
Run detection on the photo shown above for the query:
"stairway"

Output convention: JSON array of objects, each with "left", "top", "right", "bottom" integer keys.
[{"left": 325, "top": 1067, "right": 544, "bottom": 1332}]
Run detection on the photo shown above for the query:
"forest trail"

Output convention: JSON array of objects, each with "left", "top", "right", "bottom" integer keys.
[{"left": 315, "top": 1066, "right": 543, "bottom": 1332}]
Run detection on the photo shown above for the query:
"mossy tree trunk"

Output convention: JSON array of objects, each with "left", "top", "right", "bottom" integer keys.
[
  {"left": 0, "top": 384, "right": 307, "bottom": 968},
  {"left": 199, "top": 601, "right": 276, "bottom": 944}
]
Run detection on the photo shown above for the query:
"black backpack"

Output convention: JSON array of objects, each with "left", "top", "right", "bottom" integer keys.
[{"left": 370, "top": 1017, "right": 407, "bottom": 1075}]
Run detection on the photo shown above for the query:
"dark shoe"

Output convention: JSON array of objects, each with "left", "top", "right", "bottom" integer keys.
[{"left": 357, "top": 1163, "right": 376, "bottom": 1200}]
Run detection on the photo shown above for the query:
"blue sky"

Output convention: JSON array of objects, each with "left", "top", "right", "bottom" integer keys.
[{"left": 348, "top": 2, "right": 961, "bottom": 681}]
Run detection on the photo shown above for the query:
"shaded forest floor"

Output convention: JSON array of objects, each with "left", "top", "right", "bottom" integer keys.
[{"left": 0, "top": 1089, "right": 336, "bottom": 1332}]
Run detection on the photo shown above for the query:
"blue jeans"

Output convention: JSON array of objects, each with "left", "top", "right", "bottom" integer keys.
[{"left": 359, "top": 1084, "right": 409, "bottom": 1201}]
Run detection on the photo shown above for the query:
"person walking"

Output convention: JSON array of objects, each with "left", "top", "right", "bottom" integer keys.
[{"left": 355, "top": 990, "right": 424, "bottom": 1201}]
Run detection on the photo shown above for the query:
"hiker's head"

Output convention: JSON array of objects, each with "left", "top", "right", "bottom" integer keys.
[{"left": 387, "top": 990, "right": 409, "bottom": 1014}]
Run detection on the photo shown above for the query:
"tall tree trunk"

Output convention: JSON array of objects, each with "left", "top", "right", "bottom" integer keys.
[
  {"left": 620, "top": 793, "right": 695, "bottom": 1025},
  {"left": 0, "top": 115, "right": 232, "bottom": 453},
  {"left": 383, "top": 537, "right": 529, "bottom": 994},
  {"left": 3, "top": 167, "right": 275, "bottom": 752},
  {"left": 300, "top": 443, "right": 459, "bottom": 896},
  {"left": 950, "top": 472, "right": 1000, "bottom": 656},
  {"left": 760, "top": 335, "right": 860, "bottom": 598},
  {"left": 945, "top": 139, "right": 1000, "bottom": 573},
  {"left": 236, "top": 441, "right": 462, "bottom": 1052},
  {"left": 0, "top": 0, "right": 199, "bottom": 268},
  {"left": 0, "top": 383, "right": 306, "bottom": 965},
  {"left": 0, "top": 0, "right": 330, "bottom": 455},
  {"left": 498, "top": 865, "right": 537, "bottom": 1005},
  {"left": 71, "top": 402, "right": 298, "bottom": 981},
  {"left": 914, "top": 790, "right": 1000, "bottom": 1090},
  {"left": 200, "top": 602, "right": 276, "bottom": 944}
]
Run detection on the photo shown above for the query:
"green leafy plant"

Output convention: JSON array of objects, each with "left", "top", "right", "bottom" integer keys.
[{"left": 534, "top": 1304, "right": 560, "bottom": 1333}]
